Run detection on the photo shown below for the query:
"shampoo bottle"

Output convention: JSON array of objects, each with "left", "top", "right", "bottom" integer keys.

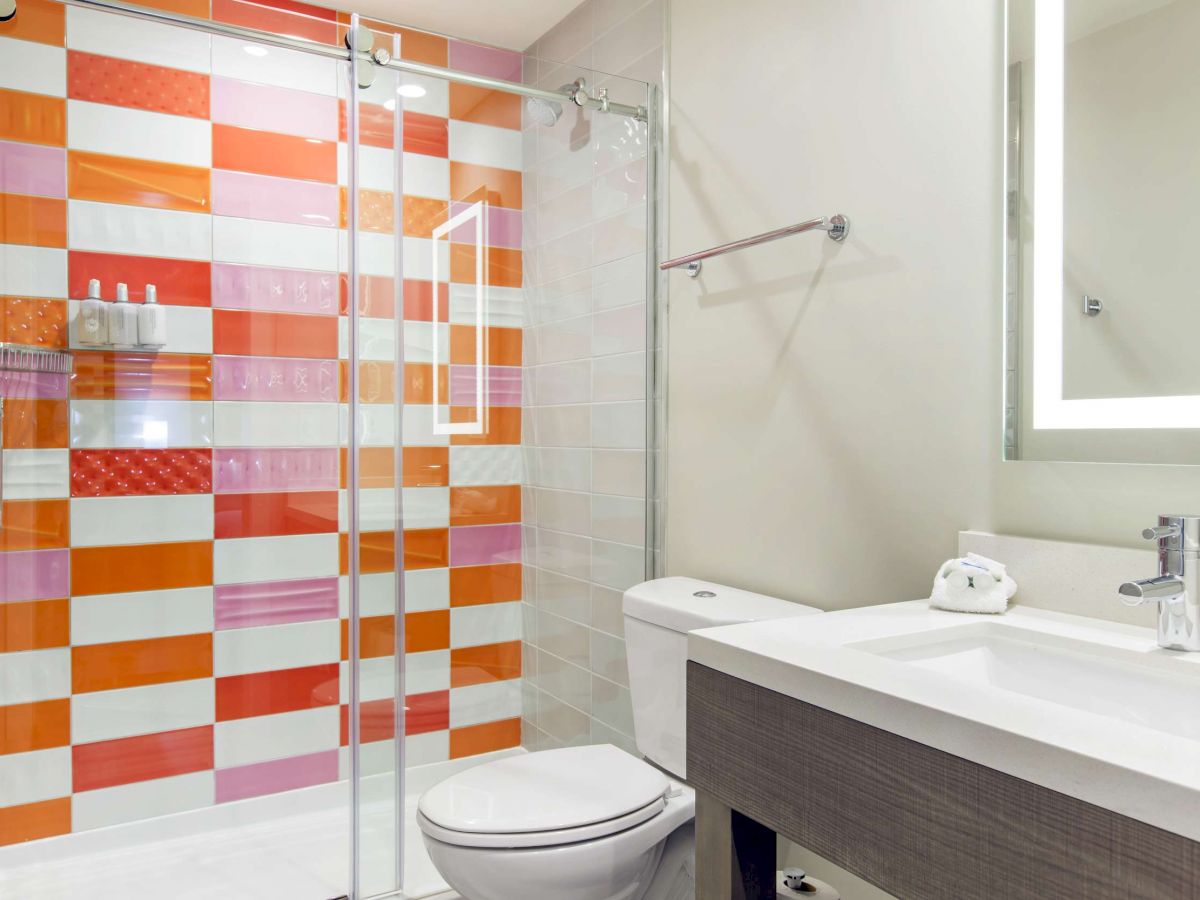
[
  {"left": 110, "top": 282, "right": 139, "bottom": 349},
  {"left": 79, "top": 278, "right": 108, "bottom": 346},
  {"left": 138, "top": 284, "right": 167, "bottom": 349}
]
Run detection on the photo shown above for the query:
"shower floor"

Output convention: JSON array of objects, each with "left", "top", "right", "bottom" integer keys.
[{"left": 0, "top": 750, "right": 516, "bottom": 900}]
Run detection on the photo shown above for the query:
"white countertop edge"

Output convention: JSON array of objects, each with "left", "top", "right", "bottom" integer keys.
[{"left": 688, "top": 602, "right": 1200, "bottom": 842}]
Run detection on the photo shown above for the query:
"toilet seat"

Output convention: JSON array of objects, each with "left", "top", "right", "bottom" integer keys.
[{"left": 417, "top": 745, "right": 672, "bottom": 850}]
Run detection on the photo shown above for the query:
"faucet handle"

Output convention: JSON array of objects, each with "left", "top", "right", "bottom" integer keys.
[
  {"left": 1143, "top": 524, "right": 1182, "bottom": 541},
  {"left": 1142, "top": 515, "right": 1200, "bottom": 552}
]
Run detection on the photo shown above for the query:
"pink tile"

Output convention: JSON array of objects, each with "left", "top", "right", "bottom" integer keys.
[
  {"left": 448, "top": 40, "right": 522, "bottom": 81},
  {"left": 212, "top": 263, "right": 339, "bottom": 316},
  {"left": 450, "top": 523, "right": 521, "bottom": 567},
  {"left": 0, "top": 549, "right": 69, "bottom": 603},
  {"left": 213, "top": 356, "right": 338, "bottom": 402},
  {"left": 448, "top": 201, "right": 522, "bottom": 249},
  {"left": 0, "top": 140, "right": 65, "bottom": 198},
  {"left": 213, "top": 448, "right": 339, "bottom": 494},
  {"left": 214, "top": 577, "right": 338, "bottom": 629},
  {"left": 212, "top": 170, "right": 339, "bottom": 227},
  {"left": 215, "top": 749, "right": 338, "bottom": 803},
  {"left": 0, "top": 370, "right": 68, "bottom": 399},
  {"left": 210, "top": 77, "right": 338, "bottom": 142},
  {"left": 449, "top": 365, "right": 520, "bottom": 407}
]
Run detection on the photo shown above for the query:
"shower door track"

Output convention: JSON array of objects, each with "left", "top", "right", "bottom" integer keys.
[{"left": 47, "top": 0, "right": 649, "bottom": 121}]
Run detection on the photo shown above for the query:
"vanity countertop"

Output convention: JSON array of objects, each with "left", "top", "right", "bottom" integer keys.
[{"left": 688, "top": 601, "right": 1200, "bottom": 841}]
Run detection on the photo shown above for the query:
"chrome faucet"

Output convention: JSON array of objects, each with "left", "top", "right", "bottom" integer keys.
[{"left": 1119, "top": 515, "right": 1200, "bottom": 651}]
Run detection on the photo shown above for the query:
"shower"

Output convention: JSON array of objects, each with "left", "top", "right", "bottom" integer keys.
[{"left": 526, "top": 78, "right": 594, "bottom": 126}]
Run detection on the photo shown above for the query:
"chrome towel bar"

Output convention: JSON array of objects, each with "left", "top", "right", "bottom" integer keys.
[{"left": 660, "top": 214, "right": 849, "bottom": 277}]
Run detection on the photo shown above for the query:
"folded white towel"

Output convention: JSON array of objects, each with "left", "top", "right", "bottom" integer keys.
[{"left": 930, "top": 554, "right": 1017, "bottom": 614}]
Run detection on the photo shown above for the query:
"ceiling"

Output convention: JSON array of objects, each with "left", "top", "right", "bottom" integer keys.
[{"left": 308, "top": 0, "right": 583, "bottom": 50}]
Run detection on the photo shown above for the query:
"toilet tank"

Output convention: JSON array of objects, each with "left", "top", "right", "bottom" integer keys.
[{"left": 622, "top": 577, "right": 820, "bottom": 779}]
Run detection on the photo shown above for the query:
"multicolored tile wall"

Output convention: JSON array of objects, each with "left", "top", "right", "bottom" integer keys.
[{"left": 0, "top": 0, "right": 525, "bottom": 846}]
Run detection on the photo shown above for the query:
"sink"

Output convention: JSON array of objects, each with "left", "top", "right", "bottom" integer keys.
[
  {"left": 851, "top": 621, "right": 1200, "bottom": 742},
  {"left": 687, "top": 600, "right": 1200, "bottom": 842}
]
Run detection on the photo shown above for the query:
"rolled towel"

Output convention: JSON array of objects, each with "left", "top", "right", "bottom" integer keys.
[{"left": 930, "top": 555, "right": 1017, "bottom": 614}]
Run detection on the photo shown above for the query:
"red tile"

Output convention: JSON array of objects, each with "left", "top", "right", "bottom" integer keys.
[
  {"left": 211, "top": 0, "right": 337, "bottom": 45},
  {"left": 404, "top": 111, "right": 449, "bottom": 158},
  {"left": 69, "top": 252, "right": 211, "bottom": 307},
  {"left": 72, "top": 726, "right": 213, "bottom": 792},
  {"left": 212, "top": 124, "right": 336, "bottom": 184},
  {"left": 68, "top": 51, "right": 209, "bottom": 118},
  {"left": 336, "top": 105, "right": 446, "bottom": 157},
  {"left": 214, "top": 491, "right": 338, "bottom": 539},
  {"left": 212, "top": 309, "right": 338, "bottom": 359},
  {"left": 216, "top": 663, "right": 339, "bottom": 721},
  {"left": 70, "top": 449, "right": 213, "bottom": 497},
  {"left": 341, "top": 691, "right": 446, "bottom": 743}
]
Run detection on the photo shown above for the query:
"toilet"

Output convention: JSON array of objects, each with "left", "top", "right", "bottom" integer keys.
[{"left": 416, "top": 576, "right": 820, "bottom": 900}]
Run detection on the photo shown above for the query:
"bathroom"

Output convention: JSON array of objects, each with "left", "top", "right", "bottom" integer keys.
[{"left": 0, "top": 0, "right": 1195, "bottom": 896}]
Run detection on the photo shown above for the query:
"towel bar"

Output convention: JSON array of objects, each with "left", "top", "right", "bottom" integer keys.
[{"left": 660, "top": 214, "right": 849, "bottom": 277}]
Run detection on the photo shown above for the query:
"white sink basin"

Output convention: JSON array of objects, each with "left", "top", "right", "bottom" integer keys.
[
  {"left": 688, "top": 601, "right": 1200, "bottom": 841},
  {"left": 851, "top": 621, "right": 1200, "bottom": 742}
]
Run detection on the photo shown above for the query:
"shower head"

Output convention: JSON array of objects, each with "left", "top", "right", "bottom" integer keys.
[
  {"left": 526, "top": 96, "right": 563, "bottom": 128},
  {"left": 1, "top": 0, "right": 16, "bottom": 22}
]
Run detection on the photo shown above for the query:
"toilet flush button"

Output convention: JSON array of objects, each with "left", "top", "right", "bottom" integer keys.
[{"left": 693, "top": 590, "right": 716, "bottom": 598}]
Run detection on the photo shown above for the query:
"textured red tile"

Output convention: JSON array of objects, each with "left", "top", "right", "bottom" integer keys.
[
  {"left": 68, "top": 51, "right": 209, "bottom": 118},
  {"left": 70, "top": 449, "right": 213, "bottom": 497},
  {"left": 72, "top": 726, "right": 213, "bottom": 792}
]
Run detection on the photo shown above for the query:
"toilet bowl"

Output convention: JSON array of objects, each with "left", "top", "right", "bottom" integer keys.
[{"left": 417, "top": 577, "right": 821, "bottom": 900}]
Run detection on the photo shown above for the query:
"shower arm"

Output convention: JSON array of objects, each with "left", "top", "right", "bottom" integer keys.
[{"left": 44, "top": 0, "right": 649, "bottom": 122}]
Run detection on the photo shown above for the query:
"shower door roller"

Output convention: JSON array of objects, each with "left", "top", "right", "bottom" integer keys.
[{"left": 345, "top": 23, "right": 376, "bottom": 88}]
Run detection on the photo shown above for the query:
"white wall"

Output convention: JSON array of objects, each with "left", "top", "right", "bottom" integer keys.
[{"left": 666, "top": 0, "right": 1200, "bottom": 614}]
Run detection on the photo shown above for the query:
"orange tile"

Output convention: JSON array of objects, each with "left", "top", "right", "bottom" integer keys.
[
  {"left": 450, "top": 563, "right": 522, "bottom": 607},
  {"left": 338, "top": 187, "right": 395, "bottom": 233},
  {"left": 449, "top": 485, "right": 520, "bottom": 526},
  {"left": 449, "top": 325, "right": 522, "bottom": 366},
  {"left": 404, "top": 527, "right": 449, "bottom": 570},
  {"left": 403, "top": 195, "right": 449, "bottom": 238},
  {"left": 212, "top": 123, "right": 336, "bottom": 183},
  {"left": 0, "top": 89, "right": 65, "bottom": 146},
  {"left": 339, "top": 359, "right": 395, "bottom": 404},
  {"left": 0, "top": 193, "right": 66, "bottom": 248},
  {"left": 449, "top": 85, "right": 522, "bottom": 130},
  {"left": 68, "top": 151, "right": 210, "bottom": 212},
  {"left": 403, "top": 446, "right": 447, "bottom": 488},
  {"left": 403, "top": 111, "right": 448, "bottom": 158},
  {"left": 0, "top": 0, "right": 65, "bottom": 47},
  {"left": 339, "top": 446, "right": 396, "bottom": 490},
  {"left": 212, "top": 0, "right": 337, "bottom": 44},
  {"left": 72, "top": 633, "right": 213, "bottom": 693},
  {"left": 361, "top": 615, "right": 395, "bottom": 659},
  {"left": 71, "top": 541, "right": 213, "bottom": 596},
  {"left": 450, "top": 243, "right": 522, "bottom": 288},
  {"left": 2, "top": 398, "right": 68, "bottom": 449},
  {"left": 449, "top": 406, "right": 521, "bottom": 445},
  {"left": 0, "top": 500, "right": 69, "bottom": 551},
  {"left": 214, "top": 491, "right": 338, "bottom": 539},
  {"left": 450, "top": 162, "right": 522, "bottom": 210},
  {"left": 70, "top": 351, "right": 213, "bottom": 400},
  {"left": 0, "top": 699, "right": 70, "bottom": 755},
  {"left": 1, "top": 297, "right": 67, "bottom": 349},
  {"left": 339, "top": 530, "right": 398, "bottom": 575},
  {"left": 450, "top": 639, "right": 521, "bottom": 688},
  {"left": 406, "top": 609, "right": 449, "bottom": 653},
  {"left": 0, "top": 598, "right": 69, "bottom": 652},
  {"left": 0, "top": 797, "right": 70, "bottom": 847},
  {"left": 449, "top": 717, "right": 520, "bottom": 759},
  {"left": 131, "top": 0, "right": 209, "bottom": 16},
  {"left": 68, "top": 52, "right": 209, "bottom": 119},
  {"left": 402, "top": 363, "right": 448, "bottom": 405}
]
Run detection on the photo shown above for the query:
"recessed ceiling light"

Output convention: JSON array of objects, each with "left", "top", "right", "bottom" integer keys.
[
  {"left": 243, "top": 45, "right": 269, "bottom": 57},
  {"left": 397, "top": 84, "right": 427, "bottom": 99}
]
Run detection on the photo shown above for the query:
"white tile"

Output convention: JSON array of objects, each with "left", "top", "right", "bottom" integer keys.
[
  {"left": 71, "top": 771, "right": 214, "bottom": 832},
  {"left": 69, "top": 301, "right": 212, "bottom": 354},
  {"left": 398, "top": 74, "right": 448, "bottom": 118},
  {"left": 0, "top": 37, "right": 65, "bottom": 96},
  {"left": 450, "top": 602, "right": 521, "bottom": 648},
  {"left": 211, "top": 36, "right": 336, "bottom": 95},
  {"left": 214, "top": 533, "right": 339, "bottom": 584},
  {"left": 350, "top": 145, "right": 391, "bottom": 193},
  {"left": 448, "top": 120, "right": 523, "bottom": 171},
  {"left": 338, "top": 316, "right": 397, "bottom": 362},
  {"left": 591, "top": 252, "right": 646, "bottom": 310},
  {"left": 405, "top": 649, "right": 449, "bottom": 695},
  {"left": 449, "top": 680, "right": 521, "bottom": 729},
  {"left": 402, "top": 153, "right": 449, "bottom": 199},
  {"left": 449, "top": 446, "right": 523, "bottom": 486},
  {"left": 590, "top": 494, "right": 644, "bottom": 545},
  {"left": 339, "top": 571, "right": 399, "bottom": 618},
  {"left": 399, "top": 321, "right": 446, "bottom": 365},
  {"left": 72, "top": 678, "right": 215, "bottom": 744},
  {"left": 213, "top": 217, "right": 338, "bottom": 271},
  {"left": 338, "top": 655, "right": 399, "bottom": 704},
  {"left": 591, "top": 538, "right": 645, "bottom": 591},
  {"left": 0, "top": 245, "right": 66, "bottom": 298},
  {"left": 401, "top": 404, "right": 449, "bottom": 447},
  {"left": 527, "top": 315, "right": 591, "bottom": 365},
  {"left": 592, "top": 351, "right": 645, "bottom": 403},
  {"left": 591, "top": 401, "right": 645, "bottom": 449},
  {"left": 592, "top": 303, "right": 645, "bottom": 357},
  {"left": 401, "top": 487, "right": 448, "bottom": 530},
  {"left": 67, "top": 7, "right": 211, "bottom": 72},
  {"left": 450, "top": 284, "right": 523, "bottom": 329},
  {"left": 69, "top": 200, "right": 211, "bottom": 260},
  {"left": 0, "top": 648, "right": 69, "bottom": 705},
  {"left": 214, "top": 401, "right": 338, "bottom": 447},
  {"left": 1, "top": 449, "right": 68, "bottom": 500},
  {"left": 404, "top": 568, "right": 448, "bottom": 612},
  {"left": 0, "top": 748, "right": 71, "bottom": 807},
  {"left": 71, "top": 495, "right": 214, "bottom": 547},
  {"left": 342, "top": 403, "right": 396, "bottom": 448},
  {"left": 214, "top": 706, "right": 339, "bottom": 768},
  {"left": 338, "top": 486, "right": 400, "bottom": 532},
  {"left": 530, "top": 360, "right": 590, "bottom": 406},
  {"left": 70, "top": 400, "right": 212, "bottom": 449},
  {"left": 523, "top": 447, "right": 590, "bottom": 492},
  {"left": 214, "top": 619, "right": 340, "bottom": 677},
  {"left": 404, "top": 730, "right": 448, "bottom": 767},
  {"left": 591, "top": 449, "right": 645, "bottom": 497},
  {"left": 68, "top": 100, "right": 212, "bottom": 167},
  {"left": 72, "top": 587, "right": 214, "bottom": 646}
]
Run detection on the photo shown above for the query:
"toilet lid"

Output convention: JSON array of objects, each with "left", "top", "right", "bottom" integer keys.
[{"left": 418, "top": 745, "right": 670, "bottom": 835}]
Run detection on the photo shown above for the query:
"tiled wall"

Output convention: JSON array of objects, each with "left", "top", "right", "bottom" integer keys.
[
  {"left": 0, "top": 0, "right": 525, "bottom": 846},
  {"left": 519, "top": 0, "right": 661, "bottom": 753}
]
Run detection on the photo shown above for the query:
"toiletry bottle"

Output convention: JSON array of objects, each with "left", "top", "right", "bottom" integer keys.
[
  {"left": 79, "top": 278, "right": 108, "bottom": 346},
  {"left": 138, "top": 283, "right": 167, "bottom": 350},
  {"left": 110, "top": 282, "right": 139, "bottom": 349}
]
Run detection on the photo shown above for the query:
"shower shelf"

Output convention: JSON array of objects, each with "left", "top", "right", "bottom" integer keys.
[{"left": 0, "top": 342, "right": 73, "bottom": 374}]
